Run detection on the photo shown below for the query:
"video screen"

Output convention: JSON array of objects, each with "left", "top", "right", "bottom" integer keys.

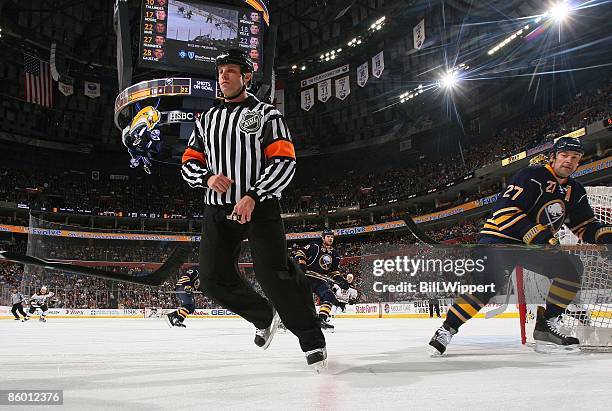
[{"left": 139, "top": 0, "right": 263, "bottom": 77}]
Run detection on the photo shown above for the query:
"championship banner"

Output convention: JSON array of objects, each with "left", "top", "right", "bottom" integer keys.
[
  {"left": 301, "top": 88, "right": 314, "bottom": 111},
  {"left": 372, "top": 51, "right": 384, "bottom": 78},
  {"left": 335, "top": 75, "right": 350, "bottom": 100},
  {"left": 58, "top": 75, "right": 74, "bottom": 97},
  {"left": 84, "top": 81, "right": 101, "bottom": 99},
  {"left": 300, "top": 64, "right": 349, "bottom": 88},
  {"left": 357, "top": 61, "right": 369, "bottom": 87},
  {"left": 317, "top": 79, "right": 332, "bottom": 103},
  {"left": 413, "top": 19, "right": 425, "bottom": 50}
]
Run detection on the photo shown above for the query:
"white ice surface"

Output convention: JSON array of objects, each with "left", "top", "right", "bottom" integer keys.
[{"left": 1, "top": 318, "right": 611, "bottom": 410}]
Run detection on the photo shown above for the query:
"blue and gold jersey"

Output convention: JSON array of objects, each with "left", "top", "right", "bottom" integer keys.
[
  {"left": 293, "top": 242, "right": 342, "bottom": 280},
  {"left": 176, "top": 268, "right": 200, "bottom": 290},
  {"left": 480, "top": 164, "right": 611, "bottom": 244}
]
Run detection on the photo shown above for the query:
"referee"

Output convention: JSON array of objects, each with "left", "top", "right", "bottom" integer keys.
[
  {"left": 181, "top": 49, "right": 326, "bottom": 369},
  {"left": 10, "top": 287, "right": 27, "bottom": 320}
]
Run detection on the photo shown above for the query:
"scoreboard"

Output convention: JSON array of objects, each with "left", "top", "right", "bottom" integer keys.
[
  {"left": 139, "top": 0, "right": 264, "bottom": 76},
  {"left": 114, "top": 77, "right": 217, "bottom": 128}
]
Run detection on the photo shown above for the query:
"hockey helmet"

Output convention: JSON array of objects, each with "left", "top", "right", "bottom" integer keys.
[
  {"left": 552, "top": 137, "right": 584, "bottom": 155},
  {"left": 215, "top": 48, "right": 254, "bottom": 74},
  {"left": 321, "top": 228, "right": 334, "bottom": 239}
]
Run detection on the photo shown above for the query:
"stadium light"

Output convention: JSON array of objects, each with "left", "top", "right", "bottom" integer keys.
[
  {"left": 440, "top": 71, "right": 458, "bottom": 89},
  {"left": 548, "top": 1, "right": 570, "bottom": 22},
  {"left": 399, "top": 84, "right": 425, "bottom": 104}
]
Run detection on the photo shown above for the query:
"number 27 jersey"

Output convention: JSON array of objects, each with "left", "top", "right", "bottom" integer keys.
[{"left": 480, "top": 164, "right": 596, "bottom": 244}]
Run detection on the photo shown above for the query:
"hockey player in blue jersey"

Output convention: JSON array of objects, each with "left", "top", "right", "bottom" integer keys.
[
  {"left": 292, "top": 229, "right": 350, "bottom": 331},
  {"left": 165, "top": 268, "right": 200, "bottom": 328},
  {"left": 428, "top": 137, "right": 612, "bottom": 355}
]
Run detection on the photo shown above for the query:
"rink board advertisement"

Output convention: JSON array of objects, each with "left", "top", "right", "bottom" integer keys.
[
  {"left": 379, "top": 301, "right": 520, "bottom": 318},
  {"left": 0, "top": 307, "right": 145, "bottom": 319},
  {"left": 7, "top": 303, "right": 612, "bottom": 320},
  {"left": 332, "top": 303, "right": 380, "bottom": 318},
  {"left": 0, "top": 307, "right": 242, "bottom": 319},
  {"left": 1, "top": 302, "right": 522, "bottom": 320}
]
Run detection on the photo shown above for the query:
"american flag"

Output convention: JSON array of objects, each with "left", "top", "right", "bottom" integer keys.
[{"left": 24, "top": 54, "right": 53, "bottom": 107}]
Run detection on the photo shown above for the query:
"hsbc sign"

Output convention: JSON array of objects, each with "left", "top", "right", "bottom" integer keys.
[{"left": 165, "top": 110, "right": 203, "bottom": 123}]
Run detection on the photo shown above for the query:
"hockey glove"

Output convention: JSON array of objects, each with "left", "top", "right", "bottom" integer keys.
[{"left": 522, "top": 224, "right": 557, "bottom": 245}]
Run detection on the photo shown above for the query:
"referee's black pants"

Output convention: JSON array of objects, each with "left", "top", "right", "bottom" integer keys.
[
  {"left": 198, "top": 199, "right": 325, "bottom": 352},
  {"left": 12, "top": 303, "right": 26, "bottom": 319}
]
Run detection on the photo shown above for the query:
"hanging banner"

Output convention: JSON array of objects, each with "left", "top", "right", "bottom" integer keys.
[
  {"left": 301, "top": 88, "right": 314, "bottom": 111},
  {"left": 84, "top": 81, "right": 101, "bottom": 98},
  {"left": 58, "top": 75, "right": 74, "bottom": 96},
  {"left": 335, "top": 75, "right": 350, "bottom": 100},
  {"left": 372, "top": 51, "right": 385, "bottom": 78},
  {"left": 413, "top": 19, "right": 425, "bottom": 50},
  {"left": 317, "top": 79, "right": 332, "bottom": 103},
  {"left": 357, "top": 61, "right": 369, "bottom": 87},
  {"left": 301, "top": 64, "right": 349, "bottom": 88}
]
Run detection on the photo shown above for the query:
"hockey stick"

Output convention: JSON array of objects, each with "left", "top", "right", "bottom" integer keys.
[
  {"left": 305, "top": 270, "right": 347, "bottom": 286},
  {"left": 0, "top": 243, "right": 192, "bottom": 286},
  {"left": 402, "top": 215, "right": 439, "bottom": 245}
]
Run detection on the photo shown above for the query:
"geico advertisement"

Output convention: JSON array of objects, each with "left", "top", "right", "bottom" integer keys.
[{"left": 191, "top": 309, "right": 238, "bottom": 317}]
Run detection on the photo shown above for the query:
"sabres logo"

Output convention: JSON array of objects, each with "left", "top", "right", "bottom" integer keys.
[
  {"left": 537, "top": 200, "right": 566, "bottom": 232},
  {"left": 129, "top": 106, "right": 161, "bottom": 132},
  {"left": 239, "top": 111, "right": 262, "bottom": 134},
  {"left": 319, "top": 254, "right": 333, "bottom": 271}
]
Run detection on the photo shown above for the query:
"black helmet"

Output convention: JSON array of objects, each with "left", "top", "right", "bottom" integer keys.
[
  {"left": 215, "top": 48, "right": 254, "bottom": 74},
  {"left": 552, "top": 137, "right": 584, "bottom": 155},
  {"left": 321, "top": 229, "right": 334, "bottom": 238}
]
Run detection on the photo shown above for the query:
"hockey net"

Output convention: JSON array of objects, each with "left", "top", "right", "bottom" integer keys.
[{"left": 518, "top": 186, "right": 612, "bottom": 351}]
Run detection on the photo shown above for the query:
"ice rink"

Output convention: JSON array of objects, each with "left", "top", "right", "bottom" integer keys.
[{"left": 1, "top": 318, "right": 611, "bottom": 410}]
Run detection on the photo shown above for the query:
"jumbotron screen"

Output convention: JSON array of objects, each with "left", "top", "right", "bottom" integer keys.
[{"left": 139, "top": 0, "right": 264, "bottom": 76}]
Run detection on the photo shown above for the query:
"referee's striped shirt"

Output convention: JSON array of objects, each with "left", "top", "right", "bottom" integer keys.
[{"left": 181, "top": 94, "right": 296, "bottom": 205}]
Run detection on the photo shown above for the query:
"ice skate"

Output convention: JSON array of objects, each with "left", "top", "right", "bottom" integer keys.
[
  {"left": 164, "top": 311, "right": 180, "bottom": 328},
  {"left": 254, "top": 309, "right": 280, "bottom": 350},
  {"left": 533, "top": 314, "right": 580, "bottom": 354},
  {"left": 318, "top": 316, "right": 335, "bottom": 332},
  {"left": 427, "top": 323, "right": 456, "bottom": 356},
  {"left": 305, "top": 347, "right": 327, "bottom": 373}
]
